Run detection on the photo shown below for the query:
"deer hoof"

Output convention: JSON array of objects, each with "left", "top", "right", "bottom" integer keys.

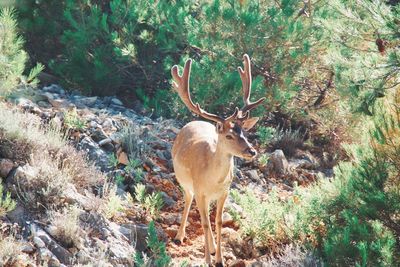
[
  {"left": 215, "top": 263, "right": 223, "bottom": 267},
  {"left": 172, "top": 239, "right": 182, "bottom": 245}
]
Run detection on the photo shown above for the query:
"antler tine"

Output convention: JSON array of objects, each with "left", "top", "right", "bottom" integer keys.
[
  {"left": 238, "top": 54, "right": 266, "bottom": 116},
  {"left": 171, "top": 59, "right": 224, "bottom": 124}
]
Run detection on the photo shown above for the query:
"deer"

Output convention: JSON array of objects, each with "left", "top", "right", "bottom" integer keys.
[{"left": 170, "top": 54, "right": 265, "bottom": 266}]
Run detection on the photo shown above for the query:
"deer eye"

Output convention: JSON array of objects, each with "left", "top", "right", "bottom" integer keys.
[{"left": 226, "top": 135, "right": 234, "bottom": 140}]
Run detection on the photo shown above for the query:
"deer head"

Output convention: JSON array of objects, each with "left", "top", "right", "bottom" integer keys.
[{"left": 171, "top": 54, "right": 265, "bottom": 159}]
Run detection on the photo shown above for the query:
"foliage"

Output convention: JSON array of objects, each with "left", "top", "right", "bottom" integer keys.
[
  {"left": 134, "top": 183, "right": 163, "bottom": 218},
  {"left": 258, "top": 153, "right": 269, "bottom": 167},
  {"left": 63, "top": 109, "right": 85, "bottom": 131},
  {"left": 319, "top": 0, "right": 400, "bottom": 115},
  {"left": 125, "top": 158, "right": 144, "bottom": 183},
  {"left": 114, "top": 174, "right": 125, "bottom": 187},
  {"left": 15, "top": 0, "right": 331, "bottom": 117},
  {"left": 0, "top": 183, "right": 16, "bottom": 216},
  {"left": 257, "top": 126, "right": 276, "bottom": 147},
  {"left": 0, "top": 7, "right": 42, "bottom": 95},
  {"left": 270, "top": 127, "right": 305, "bottom": 157},
  {"left": 103, "top": 186, "right": 125, "bottom": 219},
  {"left": 134, "top": 221, "right": 171, "bottom": 267},
  {"left": 233, "top": 90, "right": 400, "bottom": 265},
  {"left": 108, "top": 154, "right": 119, "bottom": 169}
]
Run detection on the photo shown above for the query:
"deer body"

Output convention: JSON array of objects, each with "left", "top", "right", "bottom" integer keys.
[
  {"left": 171, "top": 55, "right": 265, "bottom": 266},
  {"left": 172, "top": 121, "right": 234, "bottom": 198}
]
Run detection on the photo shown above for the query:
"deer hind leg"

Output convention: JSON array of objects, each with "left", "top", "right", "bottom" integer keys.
[
  {"left": 196, "top": 194, "right": 212, "bottom": 265},
  {"left": 174, "top": 189, "right": 193, "bottom": 244},
  {"left": 215, "top": 192, "right": 228, "bottom": 266},
  {"left": 207, "top": 208, "right": 216, "bottom": 255}
]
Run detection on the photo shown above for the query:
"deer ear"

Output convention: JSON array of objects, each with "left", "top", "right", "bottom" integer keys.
[
  {"left": 216, "top": 122, "right": 224, "bottom": 133},
  {"left": 242, "top": 117, "right": 259, "bottom": 131}
]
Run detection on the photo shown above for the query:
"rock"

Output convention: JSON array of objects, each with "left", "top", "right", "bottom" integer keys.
[
  {"left": 230, "top": 260, "right": 246, "bottom": 267},
  {"left": 61, "top": 183, "right": 92, "bottom": 210},
  {"left": 37, "top": 100, "right": 52, "bottom": 108},
  {"left": 48, "top": 98, "right": 70, "bottom": 109},
  {"left": 244, "top": 169, "right": 260, "bottom": 181},
  {"left": 222, "top": 212, "right": 233, "bottom": 225},
  {"left": 38, "top": 248, "right": 60, "bottom": 266},
  {"left": 119, "top": 223, "right": 149, "bottom": 252},
  {"left": 7, "top": 164, "right": 38, "bottom": 186},
  {"left": 21, "top": 242, "right": 36, "bottom": 253},
  {"left": 42, "top": 84, "right": 65, "bottom": 95},
  {"left": 160, "top": 191, "right": 176, "bottom": 209},
  {"left": 110, "top": 132, "right": 123, "bottom": 144},
  {"left": 78, "top": 96, "right": 98, "bottom": 107},
  {"left": 163, "top": 213, "right": 181, "bottom": 225},
  {"left": 111, "top": 97, "right": 123, "bottom": 106},
  {"left": 39, "top": 91, "right": 55, "bottom": 101},
  {"left": 99, "top": 138, "right": 112, "bottom": 146},
  {"left": 33, "top": 236, "right": 46, "bottom": 248},
  {"left": 6, "top": 203, "right": 27, "bottom": 225},
  {"left": 102, "top": 118, "right": 114, "bottom": 129},
  {"left": 91, "top": 128, "right": 108, "bottom": 142},
  {"left": 99, "top": 138, "right": 114, "bottom": 152},
  {"left": 31, "top": 223, "right": 73, "bottom": 265},
  {"left": 117, "top": 151, "right": 129, "bottom": 165},
  {"left": 77, "top": 137, "right": 110, "bottom": 171},
  {"left": 267, "top": 149, "right": 289, "bottom": 175},
  {"left": 0, "top": 158, "right": 14, "bottom": 178}
]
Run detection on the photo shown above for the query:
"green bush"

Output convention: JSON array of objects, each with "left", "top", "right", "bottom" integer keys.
[
  {"left": 233, "top": 93, "right": 400, "bottom": 265},
  {"left": 16, "top": 0, "right": 331, "bottom": 118},
  {"left": 134, "top": 221, "right": 171, "bottom": 267},
  {"left": 0, "top": 183, "right": 16, "bottom": 217},
  {"left": 319, "top": 1, "right": 400, "bottom": 115},
  {"left": 0, "top": 7, "right": 42, "bottom": 95}
]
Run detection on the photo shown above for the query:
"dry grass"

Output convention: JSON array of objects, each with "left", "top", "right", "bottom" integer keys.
[
  {"left": 56, "top": 146, "right": 106, "bottom": 190},
  {"left": 48, "top": 205, "right": 82, "bottom": 248},
  {"left": 0, "top": 234, "right": 22, "bottom": 265},
  {"left": 0, "top": 103, "right": 65, "bottom": 151},
  {"left": 17, "top": 152, "right": 69, "bottom": 210}
]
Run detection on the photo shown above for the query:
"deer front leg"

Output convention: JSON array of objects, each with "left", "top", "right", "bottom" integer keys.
[
  {"left": 174, "top": 190, "right": 193, "bottom": 244},
  {"left": 196, "top": 194, "right": 212, "bottom": 265},
  {"left": 215, "top": 192, "right": 228, "bottom": 266}
]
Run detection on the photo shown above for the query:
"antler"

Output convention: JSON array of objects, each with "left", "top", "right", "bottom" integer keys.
[
  {"left": 171, "top": 59, "right": 226, "bottom": 124},
  {"left": 237, "top": 54, "right": 266, "bottom": 117}
]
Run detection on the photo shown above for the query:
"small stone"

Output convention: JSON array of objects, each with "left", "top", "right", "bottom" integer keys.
[
  {"left": 91, "top": 128, "right": 108, "bottom": 142},
  {"left": 34, "top": 236, "right": 46, "bottom": 248},
  {"left": 117, "top": 151, "right": 129, "bottom": 165},
  {"left": 222, "top": 212, "right": 233, "bottom": 225},
  {"left": 244, "top": 169, "right": 260, "bottom": 181},
  {"left": 163, "top": 213, "right": 181, "bottom": 225},
  {"left": 111, "top": 97, "right": 123, "bottom": 106},
  {"left": 0, "top": 158, "right": 14, "bottom": 178},
  {"left": 110, "top": 132, "right": 123, "bottom": 144},
  {"left": 99, "top": 138, "right": 112, "bottom": 146},
  {"left": 37, "top": 101, "right": 52, "bottom": 108},
  {"left": 48, "top": 98, "right": 70, "bottom": 109},
  {"left": 21, "top": 242, "right": 36, "bottom": 253},
  {"left": 102, "top": 118, "right": 113, "bottom": 129},
  {"left": 160, "top": 192, "right": 176, "bottom": 209},
  {"left": 79, "top": 96, "right": 98, "bottom": 107}
]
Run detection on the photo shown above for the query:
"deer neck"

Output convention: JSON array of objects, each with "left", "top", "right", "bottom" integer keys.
[{"left": 212, "top": 138, "right": 234, "bottom": 183}]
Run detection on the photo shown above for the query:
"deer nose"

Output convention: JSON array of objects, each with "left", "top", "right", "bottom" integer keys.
[{"left": 246, "top": 148, "right": 257, "bottom": 157}]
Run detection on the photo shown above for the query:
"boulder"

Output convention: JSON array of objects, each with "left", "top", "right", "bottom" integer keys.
[{"left": 267, "top": 149, "right": 289, "bottom": 175}]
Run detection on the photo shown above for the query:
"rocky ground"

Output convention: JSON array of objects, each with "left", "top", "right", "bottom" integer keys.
[{"left": 0, "top": 84, "right": 332, "bottom": 266}]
